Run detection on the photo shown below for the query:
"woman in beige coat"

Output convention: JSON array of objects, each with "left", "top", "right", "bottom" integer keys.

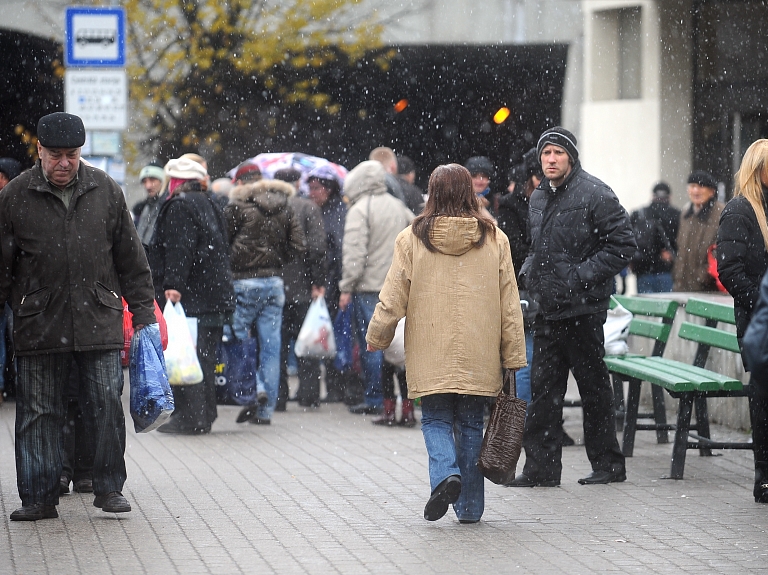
[{"left": 366, "top": 164, "right": 526, "bottom": 523}]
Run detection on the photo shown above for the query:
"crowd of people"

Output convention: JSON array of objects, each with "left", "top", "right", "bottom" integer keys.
[{"left": 0, "top": 111, "right": 766, "bottom": 526}]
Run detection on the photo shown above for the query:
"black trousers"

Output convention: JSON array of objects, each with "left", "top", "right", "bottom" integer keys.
[
  {"left": 522, "top": 311, "right": 625, "bottom": 481},
  {"left": 169, "top": 325, "right": 221, "bottom": 431},
  {"left": 381, "top": 362, "right": 408, "bottom": 399},
  {"left": 61, "top": 361, "right": 95, "bottom": 483},
  {"left": 278, "top": 300, "right": 322, "bottom": 404}
]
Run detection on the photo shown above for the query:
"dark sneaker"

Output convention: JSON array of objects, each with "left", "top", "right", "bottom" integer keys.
[
  {"left": 93, "top": 491, "right": 131, "bottom": 513},
  {"left": 74, "top": 479, "right": 93, "bottom": 493},
  {"left": 577, "top": 470, "right": 627, "bottom": 485},
  {"left": 236, "top": 404, "right": 258, "bottom": 423},
  {"left": 424, "top": 475, "right": 462, "bottom": 521},
  {"left": 10, "top": 504, "right": 58, "bottom": 521}
]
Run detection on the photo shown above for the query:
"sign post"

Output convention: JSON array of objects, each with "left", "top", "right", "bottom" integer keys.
[{"left": 64, "top": 6, "right": 127, "bottom": 186}]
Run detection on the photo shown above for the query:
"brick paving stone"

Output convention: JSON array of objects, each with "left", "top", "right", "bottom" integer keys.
[{"left": 1, "top": 385, "right": 768, "bottom": 574}]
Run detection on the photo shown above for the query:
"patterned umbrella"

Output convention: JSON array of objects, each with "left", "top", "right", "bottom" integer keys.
[{"left": 228, "top": 152, "right": 347, "bottom": 196}]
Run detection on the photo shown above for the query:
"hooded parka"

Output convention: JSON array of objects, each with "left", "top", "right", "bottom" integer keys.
[
  {"left": 0, "top": 161, "right": 156, "bottom": 355},
  {"left": 366, "top": 217, "right": 526, "bottom": 398}
]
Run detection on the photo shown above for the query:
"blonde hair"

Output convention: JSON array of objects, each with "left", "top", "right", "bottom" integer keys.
[{"left": 734, "top": 139, "right": 768, "bottom": 250}]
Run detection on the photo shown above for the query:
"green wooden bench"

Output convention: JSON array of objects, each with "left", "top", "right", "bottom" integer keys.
[
  {"left": 608, "top": 297, "right": 749, "bottom": 479},
  {"left": 609, "top": 295, "right": 679, "bottom": 440}
]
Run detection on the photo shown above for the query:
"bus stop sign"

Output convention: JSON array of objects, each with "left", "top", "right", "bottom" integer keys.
[{"left": 65, "top": 7, "right": 126, "bottom": 67}]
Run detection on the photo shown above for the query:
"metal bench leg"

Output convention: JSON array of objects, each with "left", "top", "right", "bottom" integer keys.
[
  {"left": 622, "top": 378, "right": 641, "bottom": 457},
  {"left": 612, "top": 374, "right": 625, "bottom": 432},
  {"left": 670, "top": 394, "right": 694, "bottom": 479},
  {"left": 651, "top": 384, "right": 669, "bottom": 444},
  {"left": 693, "top": 397, "right": 713, "bottom": 456}
]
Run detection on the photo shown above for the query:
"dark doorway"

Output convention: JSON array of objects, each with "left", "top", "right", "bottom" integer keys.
[
  {"left": 692, "top": 0, "right": 768, "bottom": 194},
  {"left": 0, "top": 30, "right": 63, "bottom": 169},
  {"left": 244, "top": 44, "right": 568, "bottom": 193}
]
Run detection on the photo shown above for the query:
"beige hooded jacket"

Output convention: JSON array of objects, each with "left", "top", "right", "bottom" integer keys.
[{"left": 366, "top": 217, "right": 527, "bottom": 398}]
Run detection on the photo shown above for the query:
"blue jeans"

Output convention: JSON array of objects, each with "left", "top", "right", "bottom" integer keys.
[
  {"left": 232, "top": 277, "right": 285, "bottom": 419},
  {"left": 15, "top": 350, "right": 126, "bottom": 506},
  {"left": 516, "top": 328, "right": 534, "bottom": 406},
  {"left": 636, "top": 272, "right": 673, "bottom": 294},
  {"left": 352, "top": 293, "right": 383, "bottom": 408},
  {"left": 420, "top": 394, "right": 486, "bottom": 522}
]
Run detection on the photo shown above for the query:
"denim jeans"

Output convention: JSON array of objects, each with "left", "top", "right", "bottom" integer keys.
[
  {"left": 15, "top": 350, "right": 126, "bottom": 506},
  {"left": 516, "top": 327, "right": 534, "bottom": 406},
  {"left": 232, "top": 277, "right": 285, "bottom": 419},
  {"left": 420, "top": 394, "right": 486, "bottom": 522},
  {"left": 352, "top": 293, "right": 383, "bottom": 408},
  {"left": 636, "top": 272, "right": 673, "bottom": 294}
]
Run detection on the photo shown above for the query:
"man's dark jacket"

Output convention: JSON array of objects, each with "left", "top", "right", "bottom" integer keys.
[
  {"left": 496, "top": 189, "right": 531, "bottom": 276},
  {"left": 716, "top": 192, "right": 768, "bottom": 339},
  {"left": 519, "top": 162, "right": 636, "bottom": 321},
  {"left": 149, "top": 183, "right": 235, "bottom": 316},
  {"left": 0, "top": 161, "right": 156, "bottom": 355}
]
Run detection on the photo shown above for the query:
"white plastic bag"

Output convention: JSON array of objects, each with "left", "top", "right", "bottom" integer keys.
[
  {"left": 162, "top": 300, "right": 204, "bottom": 385},
  {"left": 604, "top": 298, "right": 633, "bottom": 355},
  {"left": 295, "top": 296, "right": 337, "bottom": 359},
  {"left": 383, "top": 318, "right": 406, "bottom": 368}
]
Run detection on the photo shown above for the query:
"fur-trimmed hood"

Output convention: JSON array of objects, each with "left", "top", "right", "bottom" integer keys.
[{"left": 229, "top": 178, "right": 295, "bottom": 216}]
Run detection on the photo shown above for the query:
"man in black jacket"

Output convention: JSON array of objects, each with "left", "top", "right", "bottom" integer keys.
[
  {"left": 508, "top": 127, "right": 636, "bottom": 487},
  {"left": 0, "top": 113, "right": 157, "bottom": 520}
]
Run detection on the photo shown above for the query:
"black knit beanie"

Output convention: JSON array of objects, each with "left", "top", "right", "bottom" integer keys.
[{"left": 537, "top": 127, "right": 579, "bottom": 164}]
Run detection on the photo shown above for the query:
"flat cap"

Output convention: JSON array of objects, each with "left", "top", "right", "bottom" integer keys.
[{"left": 37, "top": 112, "right": 86, "bottom": 149}]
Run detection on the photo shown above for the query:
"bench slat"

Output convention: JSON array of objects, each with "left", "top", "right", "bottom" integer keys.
[
  {"left": 612, "top": 295, "right": 678, "bottom": 319},
  {"left": 648, "top": 357, "right": 743, "bottom": 391},
  {"left": 628, "top": 357, "right": 722, "bottom": 391},
  {"left": 628, "top": 318, "right": 672, "bottom": 342},
  {"left": 604, "top": 357, "right": 695, "bottom": 391},
  {"left": 684, "top": 298, "right": 736, "bottom": 324},
  {"left": 677, "top": 322, "right": 741, "bottom": 353}
]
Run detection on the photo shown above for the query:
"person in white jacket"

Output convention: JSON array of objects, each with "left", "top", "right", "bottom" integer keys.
[{"left": 338, "top": 160, "right": 414, "bottom": 414}]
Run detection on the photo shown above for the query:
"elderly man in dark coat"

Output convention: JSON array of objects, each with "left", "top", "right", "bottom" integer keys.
[{"left": 0, "top": 113, "right": 157, "bottom": 520}]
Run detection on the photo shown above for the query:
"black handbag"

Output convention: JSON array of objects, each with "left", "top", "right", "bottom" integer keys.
[{"left": 477, "top": 370, "right": 527, "bottom": 485}]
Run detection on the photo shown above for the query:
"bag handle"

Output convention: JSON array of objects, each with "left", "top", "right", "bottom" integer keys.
[{"left": 502, "top": 369, "right": 517, "bottom": 397}]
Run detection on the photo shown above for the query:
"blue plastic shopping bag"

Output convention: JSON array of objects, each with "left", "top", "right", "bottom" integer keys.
[
  {"left": 215, "top": 335, "right": 259, "bottom": 406},
  {"left": 333, "top": 305, "right": 353, "bottom": 372},
  {"left": 129, "top": 324, "right": 175, "bottom": 433}
]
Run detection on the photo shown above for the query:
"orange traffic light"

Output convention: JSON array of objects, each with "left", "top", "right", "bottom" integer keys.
[
  {"left": 493, "top": 107, "right": 510, "bottom": 124},
  {"left": 394, "top": 99, "right": 408, "bottom": 113}
]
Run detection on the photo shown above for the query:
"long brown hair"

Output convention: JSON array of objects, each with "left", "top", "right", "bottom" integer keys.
[
  {"left": 734, "top": 139, "right": 768, "bottom": 250},
  {"left": 411, "top": 164, "right": 496, "bottom": 252}
]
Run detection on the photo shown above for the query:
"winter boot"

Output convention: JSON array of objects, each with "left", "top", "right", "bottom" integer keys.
[
  {"left": 373, "top": 398, "right": 397, "bottom": 426},
  {"left": 754, "top": 462, "right": 768, "bottom": 503},
  {"left": 399, "top": 398, "right": 417, "bottom": 428}
]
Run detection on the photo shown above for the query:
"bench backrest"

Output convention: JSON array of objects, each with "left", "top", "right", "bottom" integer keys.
[
  {"left": 677, "top": 297, "right": 740, "bottom": 367},
  {"left": 612, "top": 295, "right": 679, "bottom": 357}
]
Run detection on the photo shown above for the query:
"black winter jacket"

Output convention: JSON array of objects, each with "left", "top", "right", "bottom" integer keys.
[
  {"left": 282, "top": 196, "right": 327, "bottom": 304},
  {"left": 496, "top": 189, "right": 530, "bottom": 276},
  {"left": 0, "top": 161, "right": 156, "bottom": 354},
  {"left": 149, "top": 184, "right": 235, "bottom": 317},
  {"left": 519, "top": 163, "right": 636, "bottom": 321},
  {"left": 716, "top": 192, "right": 768, "bottom": 339}
]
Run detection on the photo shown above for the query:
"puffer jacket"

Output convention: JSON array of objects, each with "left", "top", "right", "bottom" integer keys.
[
  {"left": 366, "top": 217, "right": 526, "bottom": 398},
  {"left": 149, "top": 183, "right": 235, "bottom": 316},
  {"left": 0, "top": 161, "right": 156, "bottom": 354},
  {"left": 339, "top": 161, "right": 414, "bottom": 294},
  {"left": 673, "top": 196, "right": 725, "bottom": 292},
  {"left": 224, "top": 179, "right": 305, "bottom": 280},
  {"left": 716, "top": 191, "right": 768, "bottom": 339},
  {"left": 519, "top": 163, "right": 635, "bottom": 321}
]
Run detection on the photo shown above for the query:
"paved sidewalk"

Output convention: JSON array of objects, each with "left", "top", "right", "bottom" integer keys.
[{"left": 0, "top": 387, "right": 767, "bottom": 575}]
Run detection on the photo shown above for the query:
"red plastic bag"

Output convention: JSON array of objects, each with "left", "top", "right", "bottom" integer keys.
[
  {"left": 707, "top": 244, "right": 728, "bottom": 293},
  {"left": 122, "top": 298, "right": 168, "bottom": 367}
]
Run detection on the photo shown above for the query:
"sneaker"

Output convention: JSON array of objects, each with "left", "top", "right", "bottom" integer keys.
[{"left": 93, "top": 491, "right": 131, "bottom": 513}]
